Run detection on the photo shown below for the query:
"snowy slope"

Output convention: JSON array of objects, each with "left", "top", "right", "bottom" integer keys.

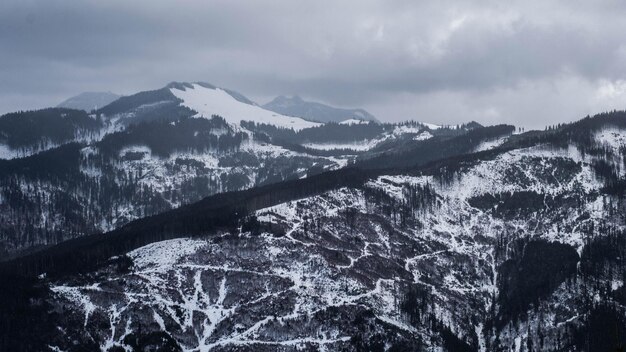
[
  {"left": 595, "top": 126, "right": 626, "bottom": 155},
  {"left": 170, "top": 84, "right": 320, "bottom": 131},
  {"left": 421, "top": 122, "right": 441, "bottom": 130},
  {"left": 0, "top": 144, "right": 18, "bottom": 159},
  {"left": 473, "top": 135, "right": 510, "bottom": 152}
]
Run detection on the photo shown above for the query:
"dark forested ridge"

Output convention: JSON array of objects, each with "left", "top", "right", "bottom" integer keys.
[
  {"left": 0, "top": 167, "right": 374, "bottom": 278},
  {"left": 504, "top": 110, "right": 626, "bottom": 152},
  {"left": 0, "top": 108, "right": 103, "bottom": 152},
  {"left": 241, "top": 120, "right": 394, "bottom": 144},
  {"left": 97, "top": 116, "right": 248, "bottom": 157}
]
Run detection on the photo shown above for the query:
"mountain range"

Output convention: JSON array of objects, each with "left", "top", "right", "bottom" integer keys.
[
  {"left": 56, "top": 87, "right": 379, "bottom": 124},
  {"left": 0, "top": 81, "right": 625, "bottom": 351},
  {"left": 262, "top": 95, "right": 379, "bottom": 123}
]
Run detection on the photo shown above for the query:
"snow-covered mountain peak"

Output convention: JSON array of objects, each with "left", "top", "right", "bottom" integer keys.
[{"left": 170, "top": 83, "right": 320, "bottom": 131}]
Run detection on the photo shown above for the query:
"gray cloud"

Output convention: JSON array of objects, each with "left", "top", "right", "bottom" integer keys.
[{"left": 1, "top": 0, "right": 626, "bottom": 128}]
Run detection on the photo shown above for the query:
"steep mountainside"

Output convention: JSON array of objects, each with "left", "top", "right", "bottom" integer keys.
[
  {"left": 0, "top": 115, "right": 346, "bottom": 259},
  {"left": 263, "top": 95, "right": 378, "bottom": 123},
  {"left": 1, "top": 111, "right": 625, "bottom": 351}
]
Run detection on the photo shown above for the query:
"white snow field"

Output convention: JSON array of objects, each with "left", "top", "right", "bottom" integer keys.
[{"left": 170, "top": 83, "right": 321, "bottom": 131}]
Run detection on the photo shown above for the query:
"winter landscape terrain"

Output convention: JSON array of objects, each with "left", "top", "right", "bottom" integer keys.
[
  {"left": 0, "top": 81, "right": 625, "bottom": 352},
  {"left": 5, "top": 0, "right": 626, "bottom": 350}
]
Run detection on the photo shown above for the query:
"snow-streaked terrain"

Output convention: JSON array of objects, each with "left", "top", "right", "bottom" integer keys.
[
  {"left": 473, "top": 135, "right": 510, "bottom": 152},
  {"left": 413, "top": 131, "right": 433, "bottom": 141},
  {"left": 4, "top": 95, "right": 626, "bottom": 351},
  {"left": 49, "top": 136, "right": 626, "bottom": 351},
  {"left": 0, "top": 144, "right": 14, "bottom": 159},
  {"left": 392, "top": 124, "right": 427, "bottom": 135},
  {"left": 595, "top": 126, "right": 626, "bottom": 155},
  {"left": 81, "top": 139, "right": 349, "bottom": 232}
]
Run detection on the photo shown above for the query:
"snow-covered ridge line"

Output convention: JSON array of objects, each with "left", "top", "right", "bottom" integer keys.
[{"left": 170, "top": 83, "right": 320, "bottom": 131}]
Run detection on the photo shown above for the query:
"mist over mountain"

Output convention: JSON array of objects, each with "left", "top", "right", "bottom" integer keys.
[
  {"left": 57, "top": 92, "right": 121, "bottom": 112},
  {"left": 263, "top": 95, "right": 378, "bottom": 123}
]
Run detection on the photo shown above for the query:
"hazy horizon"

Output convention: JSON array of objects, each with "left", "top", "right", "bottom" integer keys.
[{"left": 2, "top": 0, "right": 626, "bottom": 129}]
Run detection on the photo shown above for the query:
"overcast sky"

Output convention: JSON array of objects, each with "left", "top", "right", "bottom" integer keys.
[{"left": 1, "top": 0, "right": 626, "bottom": 128}]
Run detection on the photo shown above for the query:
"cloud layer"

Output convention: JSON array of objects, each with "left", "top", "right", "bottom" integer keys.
[{"left": 1, "top": 0, "right": 625, "bottom": 128}]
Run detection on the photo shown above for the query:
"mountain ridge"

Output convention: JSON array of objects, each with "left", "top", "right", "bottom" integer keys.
[{"left": 263, "top": 95, "right": 379, "bottom": 123}]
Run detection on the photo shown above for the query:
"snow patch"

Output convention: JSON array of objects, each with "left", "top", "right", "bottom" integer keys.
[
  {"left": 0, "top": 144, "right": 16, "bottom": 159},
  {"left": 128, "top": 238, "right": 206, "bottom": 270},
  {"left": 303, "top": 140, "right": 379, "bottom": 151},
  {"left": 421, "top": 122, "right": 441, "bottom": 130},
  {"left": 473, "top": 135, "right": 509, "bottom": 152},
  {"left": 413, "top": 131, "right": 433, "bottom": 141},
  {"left": 393, "top": 125, "right": 425, "bottom": 135},
  {"left": 339, "top": 118, "right": 368, "bottom": 125},
  {"left": 595, "top": 126, "right": 626, "bottom": 155}
]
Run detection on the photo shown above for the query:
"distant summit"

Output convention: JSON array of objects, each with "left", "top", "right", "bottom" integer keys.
[
  {"left": 263, "top": 95, "right": 378, "bottom": 123},
  {"left": 57, "top": 91, "right": 121, "bottom": 112}
]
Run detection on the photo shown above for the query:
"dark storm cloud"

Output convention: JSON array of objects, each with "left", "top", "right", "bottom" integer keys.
[{"left": 1, "top": 0, "right": 626, "bottom": 128}]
